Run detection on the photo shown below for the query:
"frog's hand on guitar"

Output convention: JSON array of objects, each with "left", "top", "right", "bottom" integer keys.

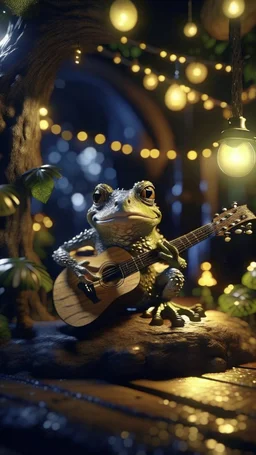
[{"left": 53, "top": 246, "right": 141, "bottom": 327}]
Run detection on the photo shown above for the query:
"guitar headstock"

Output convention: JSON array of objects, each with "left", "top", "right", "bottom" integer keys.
[{"left": 212, "top": 202, "right": 256, "bottom": 242}]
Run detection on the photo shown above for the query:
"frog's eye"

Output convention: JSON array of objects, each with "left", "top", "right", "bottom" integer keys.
[
  {"left": 92, "top": 184, "right": 113, "bottom": 205},
  {"left": 140, "top": 186, "right": 155, "bottom": 203}
]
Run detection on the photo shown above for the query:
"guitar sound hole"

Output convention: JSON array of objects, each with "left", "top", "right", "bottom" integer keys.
[{"left": 101, "top": 264, "right": 123, "bottom": 286}]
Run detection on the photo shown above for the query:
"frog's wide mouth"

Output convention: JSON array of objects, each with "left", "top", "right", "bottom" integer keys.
[{"left": 93, "top": 212, "right": 159, "bottom": 223}]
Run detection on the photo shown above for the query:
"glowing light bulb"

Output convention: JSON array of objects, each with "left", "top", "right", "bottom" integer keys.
[
  {"left": 187, "top": 90, "right": 199, "bottom": 104},
  {"left": 39, "top": 107, "right": 48, "bottom": 116},
  {"left": 167, "top": 150, "right": 177, "bottom": 160},
  {"left": 183, "top": 22, "right": 198, "bottom": 37},
  {"left": 222, "top": 0, "right": 245, "bottom": 18},
  {"left": 131, "top": 63, "right": 140, "bottom": 72},
  {"left": 185, "top": 62, "right": 208, "bottom": 84},
  {"left": 109, "top": 0, "right": 138, "bottom": 32},
  {"left": 40, "top": 120, "right": 49, "bottom": 130},
  {"left": 143, "top": 73, "right": 159, "bottom": 91},
  {"left": 217, "top": 140, "right": 255, "bottom": 177},
  {"left": 164, "top": 84, "right": 187, "bottom": 111},
  {"left": 204, "top": 99, "right": 214, "bottom": 110},
  {"left": 187, "top": 150, "right": 197, "bottom": 160}
]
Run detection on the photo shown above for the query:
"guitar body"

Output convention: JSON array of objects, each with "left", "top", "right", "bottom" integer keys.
[{"left": 53, "top": 246, "right": 141, "bottom": 327}]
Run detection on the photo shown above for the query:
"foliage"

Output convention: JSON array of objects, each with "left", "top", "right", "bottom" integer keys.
[
  {"left": 242, "top": 270, "right": 256, "bottom": 290},
  {"left": 3, "top": 0, "right": 38, "bottom": 17},
  {"left": 219, "top": 285, "right": 256, "bottom": 317},
  {"left": 34, "top": 229, "right": 55, "bottom": 259},
  {"left": 0, "top": 257, "right": 53, "bottom": 292},
  {"left": 0, "top": 184, "right": 20, "bottom": 216},
  {"left": 0, "top": 315, "right": 11, "bottom": 344}
]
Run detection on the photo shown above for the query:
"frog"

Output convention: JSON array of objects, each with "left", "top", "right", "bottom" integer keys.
[{"left": 52, "top": 181, "right": 204, "bottom": 327}]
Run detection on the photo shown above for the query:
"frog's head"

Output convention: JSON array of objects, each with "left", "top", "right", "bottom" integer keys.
[{"left": 87, "top": 181, "right": 162, "bottom": 244}]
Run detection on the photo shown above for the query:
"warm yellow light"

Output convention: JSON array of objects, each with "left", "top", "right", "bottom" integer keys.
[
  {"left": 144, "top": 67, "right": 151, "bottom": 75},
  {"left": 183, "top": 22, "right": 198, "bottom": 37},
  {"left": 131, "top": 63, "right": 140, "bottom": 72},
  {"left": 248, "top": 87, "right": 256, "bottom": 100},
  {"left": 220, "top": 101, "right": 228, "bottom": 108},
  {"left": 170, "top": 54, "right": 177, "bottom": 62},
  {"left": 187, "top": 90, "right": 199, "bottom": 104},
  {"left": 204, "top": 99, "right": 214, "bottom": 110},
  {"left": 75, "top": 61, "right": 79, "bottom": 65},
  {"left": 187, "top": 150, "right": 197, "bottom": 160},
  {"left": 95, "top": 134, "right": 106, "bottom": 144},
  {"left": 40, "top": 120, "right": 49, "bottom": 130},
  {"left": 111, "top": 141, "right": 122, "bottom": 151},
  {"left": 185, "top": 62, "right": 208, "bottom": 85},
  {"left": 143, "top": 73, "right": 159, "bottom": 91},
  {"left": 225, "top": 65, "right": 232, "bottom": 73},
  {"left": 241, "top": 91, "right": 247, "bottom": 101},
  {"left": 201, "top": 94, "right": 209, "bottom": 101},
  {"left": 212, "top": 142, "right": 219, "bottom": 147},
  {"left": 198, "top": 270, "right": 217, "bottom": 286},
  {"left": 201, "top": 261, "right": 211, "bottom": 271},
  {"left": 97, "top": 45, "right": 103, "bottom": 52},
  {"left": 140, "top": 148, "right": 150, "bottom": 158},
  {"left": 222, "top": 108, "right": 232, "bottom": 119},
  {"left": 165, "top": 84, "right": 187, "bottom": 111},
  {"left": 61, "top": 130, "right": 73, "bottom": 141},
  {"left": 43, "top": 217, "right": 53, "bottom": 228},
  {"left": 34, "top": 213, "right": 44, "bottom": 222},
  {"left": 122, "top": 144, "right": 133, "bottom": 154},
  {"left": 76, "top": 49, "right": 82, "bottom": 54},
  {"left": 77, "top": 131, "right": 88, "bottom": 141},
  {"left": 139, "top": 42, "right": 146, "bottom": 50},
  {"left": 202, "top": 148, "right": 212, "bottom": 158},
  {"left": 160, "top": 50, "right": 167, "bottom": 58},
  {"left": 120, "top": 36, "right": 128, "bottom": 44},
  {"left": 150, "top": 148, "right": 160, "bottom": 159},
  {"left": 51, "top": 124, "right": 61, "bottom": 135},
  {"left": 33, "top": 222, "right": 41, "bottom": 232},
  {"left": 158, "top": 75, "right": 165, "bottom": 82},
  {"left": 113, "top": 55, "right": 121, "bottom": 64},
  {"left": 179, "top": 56, "right": 186, "bottom": 64},
  {"left": 217, "top": 140, "right": 256, "bottom": 177},
  {"left": 222, "top": 0, "right": 245, "bottom": 18},
  {"left": 39, "top": 107, "right": 48, "bottom": 116},
  {"left": 167, "top": 150, "right": 177, "bottom": 160},
  {"left": 182, "top": 85, "right": 191, "bottom": 93},
  {"left": 109, "top": 0, "right": 138, "bottom": 32},
  {"left": 224, "top": 284, "right": 234, "bottom": 294},
  {"left": 215, "top": 63, "right": 223, "bottom": 70}
]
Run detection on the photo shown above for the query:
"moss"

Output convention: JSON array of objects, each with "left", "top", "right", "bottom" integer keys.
[{"left": 0, "top": 315, "right": 11, "bottom": 344}]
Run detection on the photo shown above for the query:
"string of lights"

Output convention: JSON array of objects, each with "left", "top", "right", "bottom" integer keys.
[{"left": 39, "top": 107, "right": 218, "bottom": 161}]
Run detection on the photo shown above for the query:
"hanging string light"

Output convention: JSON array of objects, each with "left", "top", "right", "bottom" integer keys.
[
  {"left": 165, "top": 84, "right": 187, "bottom": 111},
  {"left": 75, "top": 47, "right": 82, "bottom": 65},
  {"left": 183, "top": 0, "right": 198, "bottom": 38},
  {"left": 143, "top": 73, "right": 159, "bottom": 91},
  {"left": 222, "top": 0, "right": 245, "bottom": 19},
  {"left": 185, "top": 62, "right": 208, "bottom": 84},
  {"left": 109, "top": 0, "right": 138, "bottom": 32},
  {"left": 217, "top": 18, "right": 256, "bottom": 177}
]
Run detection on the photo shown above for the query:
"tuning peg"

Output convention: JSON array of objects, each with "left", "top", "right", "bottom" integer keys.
[
  {"left": 235, "top": 219, "right": 241, "bottom": 224},
  {"left": 246, "top": 222, "right": 252, "bottom": 228},
  {"left": 224, "top": 232, "right": 231, "bottom": 242},
  {"left": 246, "top": 230, "right": 253, "bottom": 235},
  {"left": 241, "top": 215, "right": 247, "bottom": 220},
  {"left": 232, "top": 201, "right": 238, "bottom": 208},
  {"left": 222, "top": 207, "right": 227, "bottom": 212},
  {"left": 214, "top": 213, "right": 219, "bottom": 217},
  {"left": 235, "top": 229, "right": 242, "bottom": 234}
]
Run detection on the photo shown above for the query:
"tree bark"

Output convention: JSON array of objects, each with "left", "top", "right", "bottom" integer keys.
[{"left": 0, "top": 0, "right": 114, "bottom": 323}]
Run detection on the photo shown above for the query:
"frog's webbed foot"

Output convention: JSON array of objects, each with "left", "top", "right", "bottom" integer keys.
[
  {"left": 142, "top": 302, "right": 185, "bottom": 327},
  {"left": 172, "top": 302, "right": 205, "bottom": 321},
  {"left": 142, "top": 304, "right": 165, "bottom": 326}
]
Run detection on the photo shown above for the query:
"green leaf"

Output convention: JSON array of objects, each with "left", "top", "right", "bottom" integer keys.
[
  {"left": 130, "top": 47, "right": 141, "bottom": 58},
  {"left": 219, "top": 285, "right": 256, "bottom": 317},
  {"left": 0, "top": 257, "right": 53, "bottom": 292},
  {"left": 204, "top": 38, "right": 216, "bottom": 49},
  {"left": 214, "top": 42, "right": 228, "bottom": 55},
  {"left": 0, "top": 184, "right": 21, "bottom": 217},
  {"left": 21, "top": 165, "right": 61, "bottom": 204},
  {"left": 242, "top": 271, "right": 256, "bottom": 290}
]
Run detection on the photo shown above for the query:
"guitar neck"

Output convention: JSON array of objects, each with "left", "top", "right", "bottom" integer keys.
[{"left": 119, "top": 223, "right": 215, "bottom": 278}]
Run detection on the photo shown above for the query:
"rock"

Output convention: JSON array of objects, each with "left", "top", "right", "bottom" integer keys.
[{"left": 0, "top": 310, "right": 256, "bottom": 380}]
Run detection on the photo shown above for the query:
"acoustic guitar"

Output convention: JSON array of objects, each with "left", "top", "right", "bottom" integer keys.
[{"left": 53, "top": 203, "right": 255, "bottom": 327}]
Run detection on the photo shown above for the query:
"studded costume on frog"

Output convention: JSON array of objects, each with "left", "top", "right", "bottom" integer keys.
[{"left": 52, "top": 181, "right": 204, "bottom": 327}]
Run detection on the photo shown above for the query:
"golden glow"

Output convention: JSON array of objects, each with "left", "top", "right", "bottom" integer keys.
[
  {"left": 51, "top": 124, "right": 61, "bottom": 135},
  {"left": 223, "top": 108, "right": 232, "bottom": 119},
  {"left": 185, "top": 62, "right": 208, "bottom": 84},
  {"left": 150, "top": 148, "right": 160, "bottom": 159},
  {"left": 122, "top": 144, "right": 133, "bottom": 154},
  {"left": 247, "top": 261, "right": 256, "bottom": 271},
  {"left": 201, "top": 94, "right": 209, "bottom": 101},
  {"left": 187, "top": 90, "right": 199, "bottom": 104},
  {"left": 76, "top": 49, "right": 82, "bottom": 54},
  {"left": 139, "top": 42, "right": 146, "bottom": 49},
  {"left": 201, "top": 262, "right": 211, "bottom": 271},
  {"left": 113, "top": 55, "right": 122, "bottom": 64},
  {"left": 183, "top": 22, "right": 198, "bottom": 37},
  {"left": 222, "top": 0, "right": 245, "bottom": 19},
  {"left": 198, "top": 270, "right": 217, "bottom": 286},
  {"left": 202, "top": 148, "right": 212, "bottom": 158},
  {"left": 109, "top": 0, "right": 138, "bottom": 32},
  {"left": 181, "top": 85, "right": 191, "bottom": 93},
  {"left": 120, "top": 36, "right": 128, "bottom": 44},
  {"left": 34, "top": 213, "right": 44, "bottom": 222},
  {"left": 212, "top": 142, "right": 219, "bottom": 147},
  {"left": 170, "top": 54, "right": 177, "bottom": 62},
  {"left": 77, "top": 131, "right": 88, "bottom": 141},
  {"left": 167, "top": 150, "right": 177, "bottom": 160},
  {"left": 95, "top": 134, "right": 106, "bottom": 144},
  {"left": 97, "top": 45, "right": 103, "bottom": 52},
  {"left": 40, "top": 119, "right": 49, "bottom": 130},
  {"left": 131, "top": 63, "right": 140, "bottom": 72},
  {"left": 143, "top": 73, "right": 159, "bottom": 91},
  {"left": 225, "top": 65, "right": 232, "bottom": 72},
  {"left": 140, "top": 148, "right": 150, "bottom": 158},
  {"left": 204, "top": 99, "right": 214, "bottom": 110},
  {"left": 39, "top": 107, "right": 48, "bottom": 116},
  {"left": 33, "top": 222, "right": 41, "bottom": 232},
  {"left": 160, "top": 50, "right": 167, "bottom": 58},
  {"left": 220, "top": 101, "right": 228, "bottom": 108},
  {"left": 187, "top": 150, "right": 197, "bottom": 160},
  {"left": 248, "top": 87, "right": 256, "bottom": 100},
  {"left": 144, "top": 67, "right": 151, "bottom": 75},
  {"left": 43, "top": 217, "right": 53, "bottom": 228},
  {"left": 61, "top": 130, "right": 73, "bottom": 141},
  {"left": 215, "top": 63, "right": 223, "bottom": 70},
  {"left": 241, "top": 91, "right": 248, "bottom": 101},
  {"left": 75, "top": 61, "right": 79, "bottom": 65},
  {"left": 217, "top": 140, "right": 256, "bottom": 177},
  {"left": 165, "top": 84, "right": 187, "bottom": 111},
  {"left": 158, "top": 75, "right": 165, "bottom": 82},
  {"left": 111, "top": 141, "right": 122, "bottom": 151},
  {"left": 179, "top": 56, "right": 186, "bottom": 63},
  {"left": 224, "top": 284, "right": 234, "bottom": 294}
]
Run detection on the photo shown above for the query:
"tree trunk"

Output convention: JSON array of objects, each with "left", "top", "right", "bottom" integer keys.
[{"left": 0, "top": 0, "right": 114, "bottom": 323}]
